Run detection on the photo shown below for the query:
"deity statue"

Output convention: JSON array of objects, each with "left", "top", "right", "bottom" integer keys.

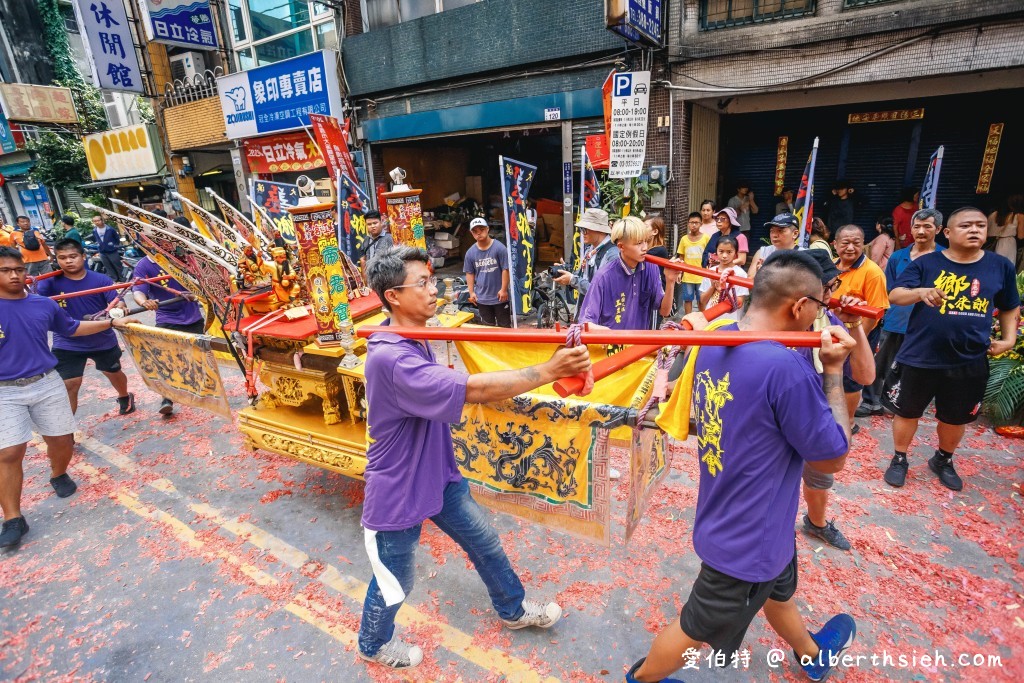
[{"left": 270, "top": 247, "right": 300, "bottom": 307}]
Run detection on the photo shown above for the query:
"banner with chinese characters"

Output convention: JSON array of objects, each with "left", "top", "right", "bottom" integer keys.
[
  {"left": 0, "top": 84, "right": 78, "bottom": 124},
  {"left": 625, "top": 427, "right": 670, "bottom": 542},
  {"left": 919, "top": 146, "right": 944, "bottom": 209},
  {"left": 251, "top": 180, "right": 299, "bottom": 244},
  {"left": 287, "top": 204, "right": 351, "bottom": 344},
  {"left": 847, "top": 108, "right": 924, "bottom": 124},
  {"left": 308, "top": 114, "right": 358, "bottom": 184},
  {"left": 217, "top": 50, "right": 342, "bottom": 140},
  {"left": 499, "top": 156, "right": 537, "bottom": 319},
  {"left": 140, "top": 0, "right": 218, "bottom": 50},
  {"left": 384, "top": 189, "right": 426, "bottom": 251},
  {"left": 118, "top": 324, "right": 231, "bottom": 420},
  {"left": 795, "top": 138, "right": 819, "bottom": 249},
  {"left": 243, "top": 132, "right": 324, "bottom": 173},
  {"left": 774, "top": 136, "right": 789, "bottom": 196},
  {"left": 976, "top": 124, "right": 1003, "bottom": 195},
  {"left": 73, "top": 0, "right": 144, "bottom": 94},
  {"left": 337, "top": 172, "right": 370, "bottom": 262}
]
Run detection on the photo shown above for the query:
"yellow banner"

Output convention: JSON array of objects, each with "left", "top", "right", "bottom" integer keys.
[
  {"left": 625, "top": 427, "right": 669, "bottom": 542},
  {"left": 118, "top": 323, "right": 232, "bottom": 420}
]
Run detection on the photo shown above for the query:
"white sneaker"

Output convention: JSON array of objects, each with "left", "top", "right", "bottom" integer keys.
[
  {"left": 358, "top": 636, "right": 423, "bottom": 668},
  {"left": 609, "top": 467, "right": 621, "bottom": 480},
  {"left": 503, "top": 599, "right": 562, "bottom": 630}
]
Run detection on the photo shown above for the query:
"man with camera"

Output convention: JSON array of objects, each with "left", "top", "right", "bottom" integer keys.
[{"left": 552, "top": 208, "right": 618, "bottom": 298}]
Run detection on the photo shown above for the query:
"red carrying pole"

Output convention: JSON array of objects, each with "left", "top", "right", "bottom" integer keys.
[
  {"left": 47, "top": 276, "right": 171, "bottom": 301},
  {"left": 357, "top": 325, "right": 826, "bottom": 347},
  {"left": 644, "top": 254, "right": 884, "bottom": 320},
  {"left": 552, "top": 298, "right": 737, "bottom": 397},
  {"left": 26, "top": 269, "right": 62, "bottom": 285}
]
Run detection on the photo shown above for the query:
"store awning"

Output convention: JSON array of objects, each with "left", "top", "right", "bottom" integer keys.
[
  {"left": 77, "top": 173, "right": 167, "bottom": 190},
  {"left": 0, "top": 151, "right": 35, "bottom": 177}
]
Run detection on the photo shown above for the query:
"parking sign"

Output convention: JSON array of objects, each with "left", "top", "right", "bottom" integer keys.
[{"left": 608, "top": 71, "right": 650, "bottom": 179}]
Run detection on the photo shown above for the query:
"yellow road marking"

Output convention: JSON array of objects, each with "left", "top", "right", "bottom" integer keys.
[{"left": 76, "top": 435, "right": 560, "bottom": 683}]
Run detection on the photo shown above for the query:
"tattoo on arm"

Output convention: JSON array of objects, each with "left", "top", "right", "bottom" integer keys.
[{"left": 821, "top": 372, "right": 850, "bottom": 438}]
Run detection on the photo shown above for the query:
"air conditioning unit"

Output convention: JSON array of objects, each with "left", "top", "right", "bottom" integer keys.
[{"left": 170, "top": 52, "right": 206, "bottom": 81}]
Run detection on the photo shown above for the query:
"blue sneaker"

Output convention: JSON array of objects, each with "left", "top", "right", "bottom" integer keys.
[
  {"left": 801, "top": 614, "right": 857, "bottom": 681},
  {"left": 625, "top": 658, "right": 686, "bottom": 683}
]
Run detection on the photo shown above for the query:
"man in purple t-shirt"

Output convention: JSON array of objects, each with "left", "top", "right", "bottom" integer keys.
[
  {"left": 578, "top": 216, "right": 674, "bottom": 330},
  {"left": 36, "top": 239, "right": 135, "bottom": 416},
  {"left": 0, "top": 247, "right": 131, "bottom": 548},
  {"left": 358, "top": 246, "right": 590, "bottom": 670},
  {"left": 132, "top": 255, "right": 205, "bottom": 416},
  {"left": 628, "top": 251, "right": 857, "bottom": 683}
]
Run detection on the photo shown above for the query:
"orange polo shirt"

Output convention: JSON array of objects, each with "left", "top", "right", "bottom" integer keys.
[
  {"left": 12, "top": 229, "right": 49, "bottom": 263},
  {"left": 835, "top": 253, "right": 890, "bottom": 311}
]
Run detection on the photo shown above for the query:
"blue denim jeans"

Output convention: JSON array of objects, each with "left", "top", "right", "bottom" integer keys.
[{"left": 358, "top": 478, "right": 526, "bottom": 656}]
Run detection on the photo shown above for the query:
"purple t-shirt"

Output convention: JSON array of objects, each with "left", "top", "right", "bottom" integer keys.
[
  {"left": 463, "top": 241, "right": 509, "bottom": 306},
  {"left": 36, "top": 270, "right": 118, "bottom": 352},
  {"left": 362, "top": 321, "right": 469, "bottom": 531},
  {"left": 0, "top": 294, "right": 81, "bottom": 381},
  {"left": 132, "top": 257, "right": 203, "bottom": 327},
  {"left": 691, "top": 326, "right": 848, "bottom": 582},
  {"left": 578, "top": 258, "right": 664, "bottom": 330}
]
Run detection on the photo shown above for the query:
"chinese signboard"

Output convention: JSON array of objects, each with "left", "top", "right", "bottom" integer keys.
[
  {"left": 847, "top": 108, "right": 924, "bottom": 124},
  {"left": 976, "top": 123, "right": 1003, "bottom": 195},
  {"left": 217, "top": 50, "right": 343, "bottom": 140},
  {"left": 73, "top": 0, "right": 144, "bottom": 94},
  {"left": 606, "top": 0, "right": 662, "bottom": 46},
  {"left": 609, "top": 71, "right": 650, "bottom": 179},
  {"left": 337, "top": 172, "right": 370, "bottom": 262},
  {"left": 82, "top": 124, "right": 162, "bottom": 181},
  {"left": 140, "top": 0, "right": 218, "bottom": 50},
  {"left": 0, "top": 108, "right": 15, "bottom": 155},
  {"left": 308, "top": 114, "right": 358, "bottom": 183},
  {"left": 774, "top": 136, "right": 789, "bottom": 196},
  {"left": 288, "top": 203, "right": 352, "bottom": 343},
  {"left": 499, "top": 156, "right": 538, "bottom": 319},
  {"left": 251, "top": 179, "right": 299, "bottom": 244},
  {"left": 243, "top": 132, "right": 324, "bottom": 173},
  {"left": 0, "top": 84, "right": 78, "bottom": 124}
]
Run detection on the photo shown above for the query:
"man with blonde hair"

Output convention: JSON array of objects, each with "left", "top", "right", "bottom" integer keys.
[{"left": 577, "top": 216, "right": 674, "bottom": 330}]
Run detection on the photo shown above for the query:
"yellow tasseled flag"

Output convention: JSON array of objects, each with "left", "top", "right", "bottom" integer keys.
[{"left": 655, "top": 318, "right": 736, "bottom": 441}]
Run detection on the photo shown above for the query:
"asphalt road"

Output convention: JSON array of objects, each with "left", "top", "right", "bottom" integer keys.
[{"left": 2, "top": 356, "right": 1022, "bottom": 682}]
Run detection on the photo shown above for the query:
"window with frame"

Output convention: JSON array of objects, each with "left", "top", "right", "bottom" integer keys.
[
  {"left": 843, "top": 0, "right": 896, "bottom": 7},
  {"left": 365, "top": 0, "right": 481, "bottom": 31},
  {"left": 700, "top": 0, "right": 816, "bottom": 30}
]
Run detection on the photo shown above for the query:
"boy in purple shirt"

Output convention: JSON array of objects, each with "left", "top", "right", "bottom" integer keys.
[
  {"left": 0, "top": 247, "right": 131, "bottom": 548},
  {"left": 36, "top": 239, "right": 134, "bottom": 416},
  {"left": 578, "top": 216, "right": 674, "bottom": 330},
  {"left": 628, "top": 251, "right": 858, "bottom": 683},
  {"left": 359, "top": 246, "right": 590, "bottom": 669},
  {"left": 132, "top": 255, "right": 205, "bottom": 415}
]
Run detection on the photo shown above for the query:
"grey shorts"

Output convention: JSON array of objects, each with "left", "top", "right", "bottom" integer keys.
[
  {"left": 0, "top": 371, "right": 76, "bottom": 449},
  {"left": 802, "top": 463, "right": 834, "bottom": 490}
]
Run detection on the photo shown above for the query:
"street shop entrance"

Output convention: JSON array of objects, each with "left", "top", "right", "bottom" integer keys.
[
  {"left": 708, "top": 89, "right": 1023, "bottom": 246},
  {"left": 374, "top": 125, "right": 566, "bottom": 269}
]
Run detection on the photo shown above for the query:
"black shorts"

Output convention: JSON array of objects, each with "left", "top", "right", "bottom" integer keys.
[
  {"left": 843, "top": 375, "right": 863, "bottom": 393},
  {"left": 477, "top": 302, "right": 512, "bottom": 328},
  {"left": 157, "top": 319, "right": 206, "bottom": 334},
  {"left": 53, "top": 346, "right": 123, "bottom": 380},
  {"left": 882, "top": 359, "right": 989, "bottom": 425},
  {"left": 679, "top": 552, "right": 798, "bottom": 657}
]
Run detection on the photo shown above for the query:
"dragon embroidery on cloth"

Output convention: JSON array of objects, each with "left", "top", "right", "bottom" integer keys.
[{"left": 488, "top": 422, "right": 580, "bottom": 499}]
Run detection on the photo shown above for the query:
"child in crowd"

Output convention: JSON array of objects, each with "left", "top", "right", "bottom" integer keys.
[
  {"left": 675, "top": 212, "right": 710, "bottom": 315},
  {"left": 698, "top": 234, "right": 748, "bottom": 321}
]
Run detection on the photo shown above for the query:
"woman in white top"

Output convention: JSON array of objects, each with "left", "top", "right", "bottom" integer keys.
[{"left": 987, "top": 194, "right": 1023, "bottom": 266}]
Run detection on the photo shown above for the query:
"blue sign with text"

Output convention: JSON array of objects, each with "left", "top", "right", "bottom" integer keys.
[
  {"left": 142, "top": 0, "right": 218, "bottom": 50},
  {"left": 0, "top": 109, "right": 15, "bottom": 155},
  {"left": 610, "top": 0, "right": 662, "bottom": 46}
]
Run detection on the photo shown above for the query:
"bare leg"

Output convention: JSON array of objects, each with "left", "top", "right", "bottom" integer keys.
[
  {"left": 845, "top": 392, "right": 860, "bottom": 429},
  {"left": 936, "top": 421, "right": 966, "bottom": 453},
  {"left": 102, "top": 370, "right": 130, "bottom": 399},
  {"left": 892, "top": 416, "right": 920, "bottom": 452},
  {"left": 42, "top": 434, "right": 75, "bottom": 479},
  {"left": 63, "top": 377, "right": 83, "bottom": 414},
  {"left": 0, "top": 443, "right": 27, "bottom": 519},
  {"left": 634, "top": 621, "right": 703, "bottom": 682},
  {"left": 804, "top": 484, "right": 828, "bottom": 528},
  {"left": 762, "top": 598, "right": 819, "bottom": 663}
]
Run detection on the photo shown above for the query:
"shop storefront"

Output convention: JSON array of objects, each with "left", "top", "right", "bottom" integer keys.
[{"left": 694, "top": 90, "right": 1023, "bottom": 245}]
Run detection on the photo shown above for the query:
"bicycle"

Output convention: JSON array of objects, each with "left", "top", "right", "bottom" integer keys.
[{"left": 531, "top": 270, "right": 571, "bottom": 329}]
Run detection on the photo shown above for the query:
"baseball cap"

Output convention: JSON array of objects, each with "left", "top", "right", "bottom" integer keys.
[
  {"left": 765, "top": 212, "right": 799, "bottom": 230},
  {"left": 575, "top": 208, "right": 611, "bottom": 234},
  {"left": 713, "top": 207, "right": 741, "bottom": 228},
  {"left": 469, "top": 217, "right": 488, "bottom": 230},
  {"left": 803, "top": 248, "right": 841, "bottom": 285}
]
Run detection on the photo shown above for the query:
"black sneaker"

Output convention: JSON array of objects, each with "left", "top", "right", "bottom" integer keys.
[
  {"left": 0, "top": 516, "right": 29, "bottom": 548},
  {"left": 158, "top": 398, "right": 174, "bottom": 416},
  {"left": 884, "top": 453, "right": 908, "bottom": 487},
  {"left": 851, "top": 423, "right": 860, "bottom": 435},
  {"left": 50, "top": 473, "right": 78, "bottom": 498},
  {"left": 117, "top": 392, "right": 136, "bottom": 415},
  {"left": 855, "top": 405, "right": 883, "bottom": 417},
  {"left": 803, "top": 515, "right": 852, "bottom": 551},
  {"left": 928, "top": 452, "right": 963, "bottom": 491}
]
